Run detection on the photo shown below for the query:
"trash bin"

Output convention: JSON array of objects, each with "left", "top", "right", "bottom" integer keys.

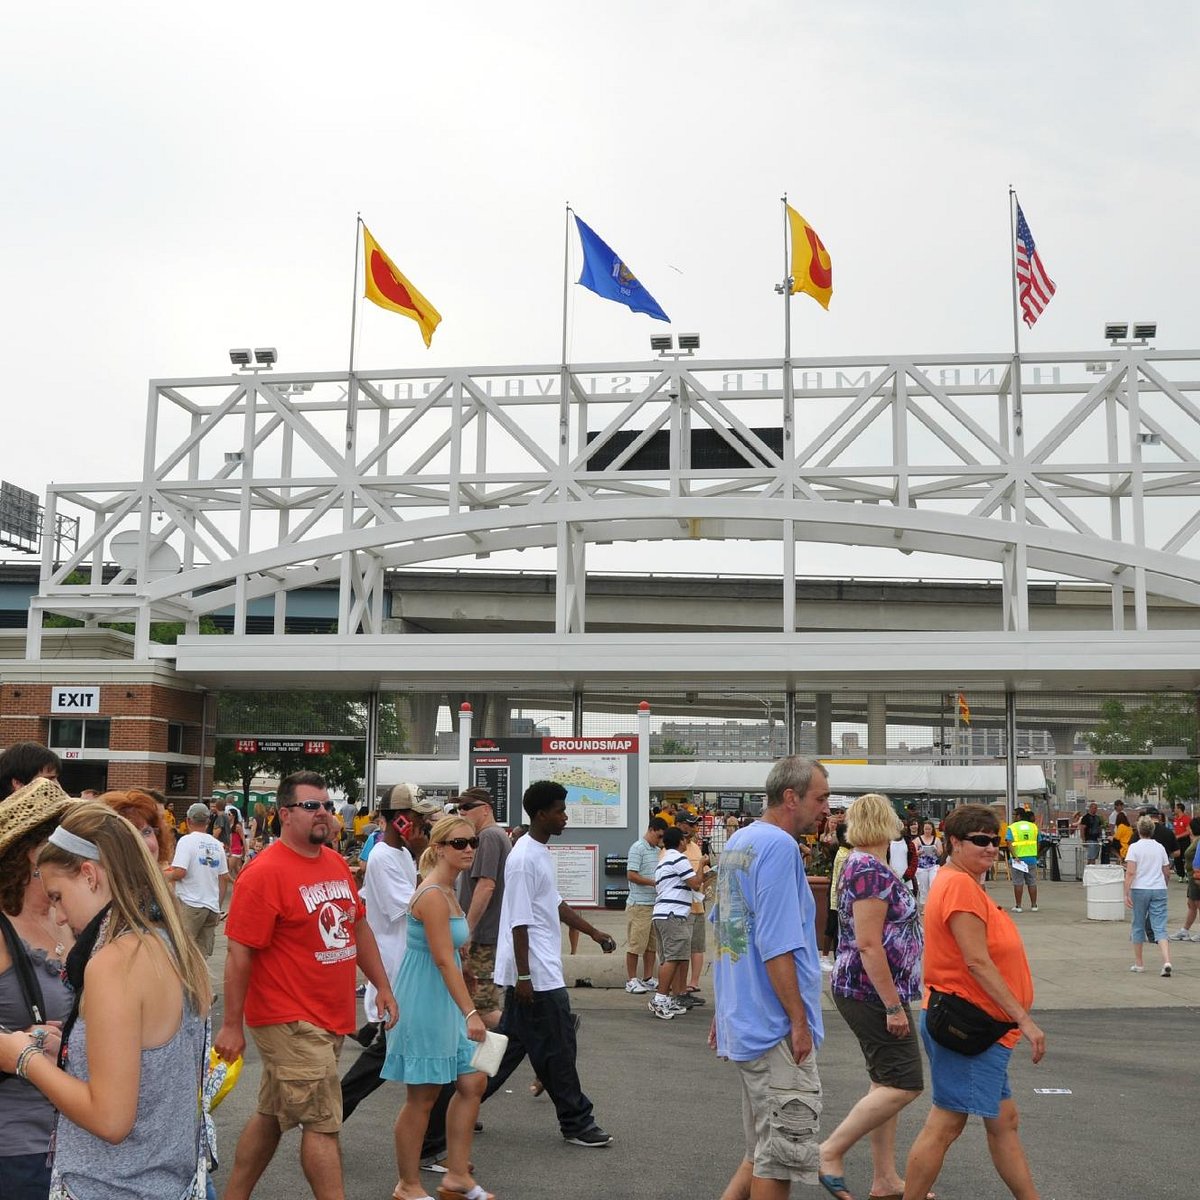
[{"left": 1083, "top": 864, "right": 1125, "bottom": 920}]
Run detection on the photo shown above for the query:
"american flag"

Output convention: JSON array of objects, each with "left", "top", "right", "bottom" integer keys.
[{"left": 1015, "top": 202, "right": 1056, "bottom": 327}]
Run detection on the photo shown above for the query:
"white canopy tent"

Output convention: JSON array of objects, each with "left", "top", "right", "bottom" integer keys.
[{"left": 376, "top": 759, "right": 1047, "bottom": 799}]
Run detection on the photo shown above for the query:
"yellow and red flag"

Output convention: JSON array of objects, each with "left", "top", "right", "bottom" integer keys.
[
  {"left": 956, "top": 692, "right": 971, "bottom": 725},
  {"left": 786, "top": 204, "right": 833, "bottom": 310},
  {"left": 361, "top": 224, "right": 442, "bottom": 347}
]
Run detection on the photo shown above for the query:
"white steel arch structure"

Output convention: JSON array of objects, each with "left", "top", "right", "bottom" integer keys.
[{"left": 27, "top": 346, "right": 1200, "bottom": 671}]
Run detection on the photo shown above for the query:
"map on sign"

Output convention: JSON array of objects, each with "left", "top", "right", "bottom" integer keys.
[{"left": 526, "top": 753, "right": 627, "bottom": 827}]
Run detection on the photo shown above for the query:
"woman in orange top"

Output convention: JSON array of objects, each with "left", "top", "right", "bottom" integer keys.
[{"left": 899, "top": 804, "right": 1046, "bottom": 1200}]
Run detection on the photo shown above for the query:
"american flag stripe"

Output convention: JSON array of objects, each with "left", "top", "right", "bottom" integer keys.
[{"left": 1015, "top": 202, "right": 1056, "bottom": 327}]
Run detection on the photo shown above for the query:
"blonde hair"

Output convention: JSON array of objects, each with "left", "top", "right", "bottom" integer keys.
[
  {"left": 38, "top": 802, "right": 211, "bottom": 1014},
  {"left": 844, "top": 792, "right": 903, "bottom": 848},
  {"left": 418, "top": 815, "right": 474, "bottom": 876}
]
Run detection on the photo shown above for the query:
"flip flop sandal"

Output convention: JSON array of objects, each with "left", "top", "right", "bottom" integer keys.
[
  {"left": 818, "top": 1174, "right": 854, "bottom": 1200},
  {"left": 436, "top": 1187, "right": 494, "bottom": 1200}
]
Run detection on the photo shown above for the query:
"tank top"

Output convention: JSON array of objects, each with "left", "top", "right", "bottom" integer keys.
[
  {"left": 0, "top": 941, "right": 73, "bottom": 1157},
  {"left": 52, "top": 951, "right": 207, "bottom": 1199}
]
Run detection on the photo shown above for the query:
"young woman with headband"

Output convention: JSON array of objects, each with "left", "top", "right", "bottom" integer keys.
[{"left": 0, "top": 802, "right": 212, "bottom": 1199}]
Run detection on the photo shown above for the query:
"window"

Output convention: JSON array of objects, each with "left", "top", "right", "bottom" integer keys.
[
  {"left": 49, "top": 718, "right": 111, "bottom": 750},
  {"left": 167, "top": 722, "right": 185, "bottom": 754}
]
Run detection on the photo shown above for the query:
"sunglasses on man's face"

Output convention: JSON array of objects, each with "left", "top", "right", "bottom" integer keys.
[
  {"left": 444, "top": 837, "right": 480, "bottom": 850},
  {"left": 285, "top": 800, "right": 337, "bottom": 813},
  {"left": 456, "top": 802, "right": 486, "bottom": 812},
  {"left": 962, "top": 834, "right": 1001, "bottom": 848}
]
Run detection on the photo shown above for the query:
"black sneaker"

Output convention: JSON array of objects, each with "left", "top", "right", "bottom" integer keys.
[{"left": 565, "top": 1126, "right": 613, "bottom": 1147}]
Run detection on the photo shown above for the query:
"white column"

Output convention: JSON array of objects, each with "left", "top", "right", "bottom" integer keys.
[
  {"left": 637, "top": 701, "right": 651, "bottom": 835},
  {"left": 458, "top": 702, "right": 473, "bottom": 792}
]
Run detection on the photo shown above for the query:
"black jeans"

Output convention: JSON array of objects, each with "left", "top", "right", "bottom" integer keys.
[
  {"left": 340, "top": 1026, "right": 453, "bottom": 1158},
  {"left": 481, "top": 986, "right": 596, "bottom": 1137}
]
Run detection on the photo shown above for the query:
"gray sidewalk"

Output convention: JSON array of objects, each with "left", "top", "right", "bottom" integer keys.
[{"left": 203, "top": 875, "right": 1198, "bottom": 1198}]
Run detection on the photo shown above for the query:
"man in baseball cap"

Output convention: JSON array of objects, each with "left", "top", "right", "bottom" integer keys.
[{"left": 387, "top": 782, "right": 442, "bottom": 816}]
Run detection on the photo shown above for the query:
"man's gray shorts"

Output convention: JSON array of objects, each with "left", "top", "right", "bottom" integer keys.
[
  {"left": 652, "top": 914, "right": 692, "bottom": 962},
  {"left": 736, "top": 1039, "right": 822, "bottom": 1184}
]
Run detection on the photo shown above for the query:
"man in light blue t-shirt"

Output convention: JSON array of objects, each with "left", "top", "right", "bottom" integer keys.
[{"left": 712, "top": 755, "right": 830, "bottom": 1199}]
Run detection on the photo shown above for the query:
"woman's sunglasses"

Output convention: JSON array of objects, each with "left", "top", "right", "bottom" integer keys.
[
  {"left": 444, "top": 837, "right": 480, "bottom": 850},
  {"left": 962, "top": 833, "right": 1001, "bottom": 848}
]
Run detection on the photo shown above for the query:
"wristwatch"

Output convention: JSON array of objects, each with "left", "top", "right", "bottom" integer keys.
[{"left": 884, "top": 1003, "right": 903, "bottom": 1016}]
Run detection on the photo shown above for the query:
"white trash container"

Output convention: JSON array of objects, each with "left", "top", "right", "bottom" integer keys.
[{"left": 1083, "top": 864, "right": 1125, "bottom": 921}]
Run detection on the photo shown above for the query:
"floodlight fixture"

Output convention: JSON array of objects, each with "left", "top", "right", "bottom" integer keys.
[
  {"left": 1137, "top": 432, "right": 1162, "bottom": 446},
  {"left": 253, "top": 347, "right": 278, "bottom": 366},
  {"left": 1106, "top": 320, "right": 1158, "bottom": 348},
  {"left": 229, "top": 348, "right": 253, "bottom": 366},
  {"left": 223, "top": 452, "right": 245, "bottom": 463},
  {"left": 677, "top": 333, "right": 701, "bottom": 351},
  {"left": 649, "top": 335, "right": 673, "bottom": 352}
]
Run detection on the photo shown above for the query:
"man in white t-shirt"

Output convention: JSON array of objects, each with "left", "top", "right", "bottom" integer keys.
[
  {"left": 165, "top": 802, "right": 230, "bottom": 960},
  {"left": 482, "top": 780, "right": 618, "bottom": 1148}
]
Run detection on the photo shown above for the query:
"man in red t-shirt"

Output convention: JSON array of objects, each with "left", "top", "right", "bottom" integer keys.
[{"left": 215, "top": 770, "right": 398, "bottom": 1200}]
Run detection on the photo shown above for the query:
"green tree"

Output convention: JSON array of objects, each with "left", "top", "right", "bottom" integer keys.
[
  {"left": 1085, "top": 695, "right": 1198, "bottom": 801},
  {"left": 212, "top": 691, "right": 407, "bottom": 807},
  {"left": 657, "top": 737, "right": 697, "bottom": 757}
]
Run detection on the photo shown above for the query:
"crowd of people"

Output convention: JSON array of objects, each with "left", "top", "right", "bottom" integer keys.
[{"left": 2, "top": 734, "right": 1198, "bottom": 1200}]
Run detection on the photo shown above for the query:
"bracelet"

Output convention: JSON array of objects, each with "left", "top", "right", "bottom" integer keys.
[
  {"left": 464, "top": 1008, "right": 478, "bottom": 1020},
  {"left": 884, "top": 1003, "right": 903, "bottom": 1016},
  {"left": 516, "top": 974, "right": 532, "bottom": 981},
  {"left": 15, "top": 1042, "right": 42, "bottom": 1079}
]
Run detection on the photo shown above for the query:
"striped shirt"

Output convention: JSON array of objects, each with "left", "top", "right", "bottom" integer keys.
[{"left": 653, "top": 849, "right": 695, "bottom": 920}]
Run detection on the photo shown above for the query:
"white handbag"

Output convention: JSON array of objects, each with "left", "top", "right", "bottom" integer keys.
[{"left": 469, "top": 1030, "right": 509, "bottom": 1077}]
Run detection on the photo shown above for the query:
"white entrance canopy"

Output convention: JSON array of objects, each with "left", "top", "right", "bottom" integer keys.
[{"left": 376, "top": 759, "right": 1047, "bottom": 798}]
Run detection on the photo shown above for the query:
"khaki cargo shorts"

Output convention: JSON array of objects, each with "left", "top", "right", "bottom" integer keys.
[
  {"left": 626, "top": 903, "right": 654, "bottom": 954},
  {"left": 250, "top": 1021, "right": 345, "bottom": 1133},
  {"left": 737, "top": 1038, "right": 823, "bottom": 1185}
]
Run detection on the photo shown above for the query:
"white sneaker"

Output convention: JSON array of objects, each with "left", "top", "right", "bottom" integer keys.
[
  {"left": 1010, "top": 906, "right": 1022, "bottom": 913},
  {"left": 1129, "top": 964, "right": 1145, "bottom": 972},
  {"left": 1030, "top": 905, "right": 1039, "bottom": 912},
  {"left": 1162, "top": 964, "right": 1172, "bottom": 978},
  {"left": 640, "top": 978, "right": 658, "bottom": 991},
  {"left": 648, "top": 998, "right": 675, "bottom": 1020},
  {"left": 667, "top": 999, "right": 688, "bottom": 1015},
  {"left": 624, "top": 978, "right": 649, "bottom": 994},
  {"left": 1186, "top": 932, "right": 1200, "bottom": 942},
  {"left": 820, "top": 959, "right": 834, "bottom": 973},
  {"left": 1169, "top": 929, "right": 1190, "bottom": 941}
]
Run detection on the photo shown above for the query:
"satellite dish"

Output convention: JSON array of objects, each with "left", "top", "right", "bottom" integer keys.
[{"left": 109, "top": 530, "right": 182, "bottom": 580}]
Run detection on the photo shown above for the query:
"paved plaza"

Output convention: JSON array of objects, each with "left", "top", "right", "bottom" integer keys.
[{"left": 206, "top": 877, "right": 1199, "bottom": 1199}]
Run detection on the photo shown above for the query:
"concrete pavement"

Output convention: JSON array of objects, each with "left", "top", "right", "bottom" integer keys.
[{"left": 204, "top": 875, "right": 1198, "bottom": 1198}]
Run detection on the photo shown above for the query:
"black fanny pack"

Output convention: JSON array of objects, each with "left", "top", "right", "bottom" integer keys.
[{"left": 925, "top": 987, "right": 1017, "bottom": 1056}]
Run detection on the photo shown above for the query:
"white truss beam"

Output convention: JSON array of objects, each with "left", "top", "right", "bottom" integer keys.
[{"left": 27, "top": 349, "right": 1200, "bottom": 662}]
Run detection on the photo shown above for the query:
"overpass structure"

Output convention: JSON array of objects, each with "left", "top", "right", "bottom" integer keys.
[{"left": 16, "top": 346, "right": 1200, "bottom": 807}]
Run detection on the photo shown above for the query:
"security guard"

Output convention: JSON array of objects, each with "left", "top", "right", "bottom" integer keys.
[{"left": 1006, "top": 806, "right": 1040, "bottom": 912}]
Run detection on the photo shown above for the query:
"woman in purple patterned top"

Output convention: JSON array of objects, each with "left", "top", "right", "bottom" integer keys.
[{"left": 818, "top": 793, "right": 926, "bottom": 1200}]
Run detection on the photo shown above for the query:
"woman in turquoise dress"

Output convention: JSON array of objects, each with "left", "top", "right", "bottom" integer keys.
[{"left": 382, "top": 815, "right": 491, "bottom": 1200}]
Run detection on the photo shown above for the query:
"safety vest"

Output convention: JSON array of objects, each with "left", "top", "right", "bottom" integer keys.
[{"left": 1009, "top": 820, "right": 1038, "bottom": 859}]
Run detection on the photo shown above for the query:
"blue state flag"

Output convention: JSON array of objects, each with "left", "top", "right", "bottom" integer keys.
[{"left": 574, "top": 215, "right": 670, "bottom": 323}]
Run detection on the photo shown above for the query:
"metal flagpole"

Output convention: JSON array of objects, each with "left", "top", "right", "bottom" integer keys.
[
  {"left": 1007, "top": 186, "right": 1028, "bottom": 635},
  {"left": 346, "top": 212, "right": 363, "bottom": 454},
  {"left": 559, "top": 202, "right": 572, "bottom": 462},
  {"left": 780, "top": 195, "right": 796, "bottom": 632}
]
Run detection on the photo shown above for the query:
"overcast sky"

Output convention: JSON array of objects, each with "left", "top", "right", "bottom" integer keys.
[{"left": 3, "top": 1, "right": 1197, "bottom": 579}]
